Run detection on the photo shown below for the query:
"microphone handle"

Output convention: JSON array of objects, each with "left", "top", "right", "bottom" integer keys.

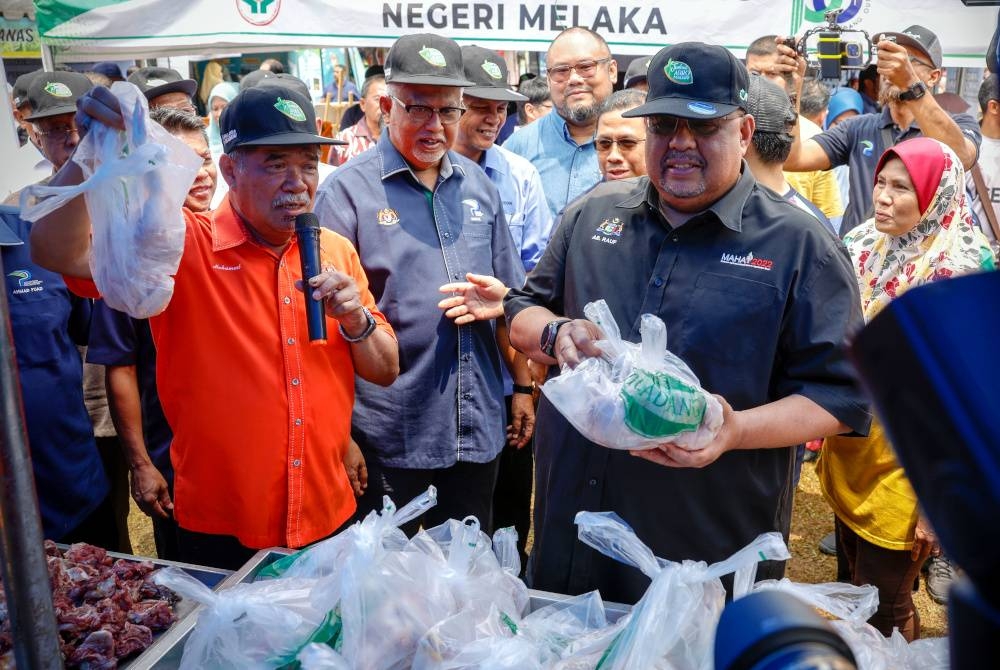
[{"left": 297, "top": 226, "right": 328, "bottom": 343}]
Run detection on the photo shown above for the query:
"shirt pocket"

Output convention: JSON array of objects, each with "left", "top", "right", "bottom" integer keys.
[
  {"left": 678, "top": 272, "right": 783, "bottom": 368},
  {"left": 460, "top": 223, "right": 496, "bottom": 275}
]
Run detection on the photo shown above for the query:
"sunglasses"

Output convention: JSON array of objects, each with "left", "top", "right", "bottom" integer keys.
[
  {"left": 646, "top": 112, "right": 744, "bottom": 138},
  {"left": 595, "top": 137, "right": 645, "bottom": 153}
]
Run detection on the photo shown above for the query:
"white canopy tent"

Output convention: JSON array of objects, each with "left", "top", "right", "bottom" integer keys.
[{"left": 33, "top": 0, "right": 997, "bottom": 67}]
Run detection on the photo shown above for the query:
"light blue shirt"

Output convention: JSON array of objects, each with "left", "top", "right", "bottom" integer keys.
[
  {"left": 502, "top": 111, "right": 602, "bottom": 218},
  {"left": 480, "top": 144, "right": 554, "bottom": 272}
]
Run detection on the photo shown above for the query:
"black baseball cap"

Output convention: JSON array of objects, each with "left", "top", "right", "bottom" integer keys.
[
  {"left": 460, "top": 45, "right": 526, "bottom": 102},
  {"left": 878, "top": 25, "right": 942, "bottom": 69},
  {"left": 127, "top": 67, "right": 197, "bottom": 101},
  {"left": 624, "top": 57, "right": 651, "bottom": 88},
  {"left": 622, "top": 42, "right": 749, "bottom": 120},
  {"left": 384, "top": 33, "right": 474, "bottom": 87},
  {"left": 220, "top": 86, "right": 344, "bottom": 154},
  {"left": 24, "top": 71, "right": 93, "bottom": 121},
  {"left": 240, "top": 70, "right": 312, "bottom": 101},
  {"left": 92, "top": 61, "right": 125, "bottom": 81},
  {"left": 12, "top": 70, "right": 42, "bottom": 110},
  {"left": 746, "top": 73, "right": 796, "bottom": 136}
]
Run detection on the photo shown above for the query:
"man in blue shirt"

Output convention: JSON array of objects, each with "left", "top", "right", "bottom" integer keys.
[
  {"left": 503, "top": 27, "right": 616, "bottom": 217},
  {"left": 785, "top": 25, "right": 981, "bottom": 236},
  {"left": 323, "top": 63, "right": 359, "bottom": 103},
  {"left": 315, "top": 34, "right": 525, "bottom": 532},
  {"left": 2, "top": 206, "right": 113, "bottom": 547}
]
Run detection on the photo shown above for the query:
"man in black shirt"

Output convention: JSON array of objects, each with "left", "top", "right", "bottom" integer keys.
[{"left": 505, "top": 42, "right": 871, "bottom": 604}]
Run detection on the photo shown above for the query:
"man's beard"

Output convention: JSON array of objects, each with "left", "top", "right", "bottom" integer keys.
[
  {"left": 561, "top": 99, "right": 599, "bottom": 125},
  {"left": 878, "top": 81, "right": 900, "bottom": 106}
]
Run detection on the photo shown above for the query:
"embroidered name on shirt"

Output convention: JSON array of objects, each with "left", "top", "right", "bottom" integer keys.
[
  {"left": 592, "top": 218, "right": 623, "bottom": 245},
  {"left": 7, "top": 269, "right": 44, "bottom": 294},
  {"left": 212, "top": 263, "right": 242, "bottom": 271},
  {"left": 720, "top": 251, "right": 773, "bottom": 271}
]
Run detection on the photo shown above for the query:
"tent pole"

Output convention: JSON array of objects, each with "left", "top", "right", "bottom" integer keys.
[{"left": 41, "top": 43, "right": 55, "bottom": 72}]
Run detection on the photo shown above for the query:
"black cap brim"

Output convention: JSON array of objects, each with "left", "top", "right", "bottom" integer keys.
[
  {"left": 463, "top": 86, "right": 526, "bottom": 102},
  {"left": 622, "top": 98, "right": 740, "bottom": 120},
  {"left": 144, "top": 79, "right": 198, "bottom": 101},
  {"left": 877, "top": 32, "right": 938, "bottom": 67},
  {"left": 25, "top": 104, "right": 78, "bottom": 121},
  {"left": 387, "top": 73, "right": 476, "bottom": 87},
  {"left": 231, "top": 131, "right": 346, "bottom": 151}
]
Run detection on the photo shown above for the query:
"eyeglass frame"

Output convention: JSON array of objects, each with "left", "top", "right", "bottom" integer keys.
[
  {"left": 645, "top": 111, "right": 745, "bottom": 138},
  {"left": 907, "top": 56, "right": 936, "bottom": 70},
  {"left": 594, "top": 137, "right": 646, "bottom": 153},
  {"left": 388, "top": 95, "right": 465, "bottom": 125},
  {"left": 31, "top": 123, "right": 80, "bottom": 143},
  {"left": 546, "top": 57, "right": 613, "bottom": 84}
]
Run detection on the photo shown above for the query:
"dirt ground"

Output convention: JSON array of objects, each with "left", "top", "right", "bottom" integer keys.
[{"left": 126, "top": 457, "right": 948, "bottom": 638}]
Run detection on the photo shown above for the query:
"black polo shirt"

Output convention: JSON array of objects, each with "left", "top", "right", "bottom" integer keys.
[
  {"left": 504, "top": 168, "right": 871, "bottom": 604},
  {"left": 812, "top": 107, "right": 981, "bottom": 236}
]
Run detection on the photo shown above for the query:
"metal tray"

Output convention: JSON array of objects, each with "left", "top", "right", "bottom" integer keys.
[
  {"left": 51, "top": 546, "right": 232, "bottom": 669},
  {"left": 129, "top": 547, "right": 632, "bottom": 668}
]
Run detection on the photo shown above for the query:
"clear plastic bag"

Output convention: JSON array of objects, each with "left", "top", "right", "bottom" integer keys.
[
  {"left": 298, "top": 643, "right": 351, "bottom": 670},
  {"left": 152, "top": 567, "right": 332, "bottom": 670},
  {"left": 574, "top": 511, "right": 790, "bottom": 670},
  {"left": 541, "top": 300, "right": 723, "bottom": 451},
  {"left": 20, "top": 81, "right": 200, "bottom": 319}
]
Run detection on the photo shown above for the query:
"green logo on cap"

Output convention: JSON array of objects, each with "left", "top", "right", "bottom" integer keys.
[
  {"left": 419, "top": 46, "right": 447, "bottom": 68},
  {"left": 43, "top": 82, "right": 73, "bottom": 98},
  {"left": 739, "top": 88, "right": 748, "bottom": 101},
  {"left": 664, "top": 59, "right": 693, "bottom": 85},
  {"left": 481, "top": 60, "right": 503, "bottom": 80},
  {"left": 274, "top": 97, "right": 307, "bottom": 122}
]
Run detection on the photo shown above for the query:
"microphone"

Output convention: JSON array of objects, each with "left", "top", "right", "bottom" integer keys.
[{"left": 295, "top": 212, "right": 327, "bottom": 344}]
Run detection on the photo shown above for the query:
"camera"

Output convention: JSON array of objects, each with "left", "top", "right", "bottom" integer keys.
[{"left": 793, "top": 9, "right": 872, "bottom": 80}]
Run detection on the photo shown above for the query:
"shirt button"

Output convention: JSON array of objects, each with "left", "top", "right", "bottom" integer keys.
[
  {"left": 287, "top": 337, "right": 295, "bottom": 345},
  {"left": 279, "top": 261, "right": 285, "bottom": 268},
  {"left": 292, "top": 459, "right": 301, "bottom": 467},
  {"left": 295, "top": 418, "right": 303, "bottom": 426},
  {"left": 652, "top": 277, "right": 664, "bottom": 288},
  {"left": 462, "top": 392, "right": 472, "bottom": 400},
  {"left": 283, "top": 296, "right": 291, "bottom": 305},
  {"left": 443, "top": 232, "right": 451, "bottom": 239},
  {"left": 461, "top": 354, "right": 471, "bottom": 362},
  {"left": 672, "top": 235, "right": 679, "bottom": 242},
  {"left": 453, "top": 273, "right": 460, "bottom": 280},
  {"left": 589, "top": 478, "right": 598, "bottom": 486},
  {"left": 291, "top": 378, "right": 300, "bottom": 386}
]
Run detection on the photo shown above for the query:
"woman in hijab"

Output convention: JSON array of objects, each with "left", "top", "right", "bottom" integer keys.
[
  {"left": 205, "top": 81, "right": 239, "bottom": 158},
  {"left": 817, "top": 137, "right": 995, "bottom": 640}
]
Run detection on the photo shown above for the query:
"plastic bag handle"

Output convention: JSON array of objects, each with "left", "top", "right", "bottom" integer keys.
[{"left": 575, "top": 511, "right": 661, "bottom": 578}]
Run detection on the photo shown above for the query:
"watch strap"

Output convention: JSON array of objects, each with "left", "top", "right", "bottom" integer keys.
[
  {"left": 339, "top": 306, "right": 377, "bottom": 343},
  {"left": 512, "top": 384, "right": 535, "bottom": 395}
]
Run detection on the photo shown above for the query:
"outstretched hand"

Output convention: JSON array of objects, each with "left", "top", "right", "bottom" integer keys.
[{"left": 438, "top": 273, "right": 508, "bottom": 325}]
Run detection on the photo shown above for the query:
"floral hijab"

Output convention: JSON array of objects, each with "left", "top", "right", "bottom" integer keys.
[{"left": 845, "top": 137, "right": 996, "bottom": 321}]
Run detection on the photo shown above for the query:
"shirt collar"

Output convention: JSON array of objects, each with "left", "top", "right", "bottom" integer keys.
[
  {"left": 376, "top": 132, "right": 462, "bottom": 185},
  {"left": 546, "top": 110, "right": 594, "bottom": 147},
  {"left": 352, "top": 118, "right": 375, "bottom": 140},
  {"left": 616, "top": 163, "right": 756, "bottom": 233},
  {"left": 480, "top": 146, "right": 506, "bottom": 176},
  {"left": 0, "top": 207, "right": 24, "bottom": 246},
  {"left": 210, "top": 197, "right": 251, "bottom": 251}
]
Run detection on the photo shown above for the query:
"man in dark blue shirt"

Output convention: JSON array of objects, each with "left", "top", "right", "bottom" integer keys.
[
  {"left": 2, "top": 206, "right": 113, "bottom": 546},
  {"left": 505, "top": 43, "right": 870, "bottom": 604}
]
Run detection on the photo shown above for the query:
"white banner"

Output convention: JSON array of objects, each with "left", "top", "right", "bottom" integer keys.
[{"left": 37, "top": 0, "right": 994, "bottom": 66}]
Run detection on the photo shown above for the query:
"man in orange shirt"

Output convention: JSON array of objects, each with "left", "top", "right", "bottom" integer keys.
[{"left": 30, "top": 85, "right": 400, "bottom": 569}]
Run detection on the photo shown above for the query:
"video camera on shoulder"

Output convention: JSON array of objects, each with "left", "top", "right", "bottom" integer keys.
[{"left": 789, "top": 8, "right": 872, "bottom": 80}]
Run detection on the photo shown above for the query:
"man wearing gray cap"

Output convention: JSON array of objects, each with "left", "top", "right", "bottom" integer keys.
[
  {"left": 128, "top": 66, "right": 198, "bottom": 114},
  {"left": 785, "top": 25, "right": 981, "bottom": 236},
  {"left": 315, "top": 34, "right": 525, "bottom": 531},
  {"left": 505, "top": 42, "right": 868, "bottom": 603}
]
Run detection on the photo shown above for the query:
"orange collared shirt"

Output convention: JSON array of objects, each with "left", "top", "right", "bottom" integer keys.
[{"left": 72, "top": 200, "right": 394, "bottom": 548}]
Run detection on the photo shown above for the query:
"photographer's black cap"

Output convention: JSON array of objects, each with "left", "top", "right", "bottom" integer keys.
[
  {"left": 461, "top": 45, "right": 526, "bottom": 102},
  {"left": 624, "top": 57, "right": 651, "bottom": 88},
  {"left": 220, "top": 86, "right": 344, "bottom": 154},
  {"left": 24, "top": 71, "right": 93, "bottom": 121},
  {"left": 385, "top": 33, "right": 474, "bottom": 87},
  {"left": 746, "top": 73, "right": 796, "bottom": 137},
  {"left": 128, "top": 67, "right": 197, "bottom": 101},
  {"left": 878, "top": 25, "right": 942, "bottom": 69},
  {"left": 623, "top": 42, "right": 749, "bottom": 120}
]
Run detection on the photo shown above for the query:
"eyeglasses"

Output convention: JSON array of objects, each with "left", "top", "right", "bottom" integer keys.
[
  {"left": 33, "top": 125, "right": 79, "bottom": 143},
  {"left": 390, "top": 95, "right": 465, "bottom": 125},
  {"left": 595, "top": 137, "right": 645, "bottom": 153},
  {"left": 547, "top": 57, "right": 612, "bottom": 83},
  {"left": 908, "top": 56, "right": 935, "bottom": 70},
  {"left": 646, "top": 112, "right": 744, "bottom": 138}
]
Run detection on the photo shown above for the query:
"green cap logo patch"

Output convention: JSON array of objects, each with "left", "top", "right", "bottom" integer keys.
[
  {"left": 620, "top": 368, "right": 706, "bottom": 439},
  {"left": 664, "top": 59, "right": 693, "bottom": 85},
  {"left": 739, "top": 88, "right": 748, "bottom": 101},
  {"left": 481, "top": 60, "right": 503, "bottom": 80},
  {"left": 43, "top": 82, "right": 73, "bottom": 98},
  {"left": 419, "top": 46, "right": 447, "bottom": 68},
  {"left": 274, "top": 97, "right": 307, "bottom": 122}
]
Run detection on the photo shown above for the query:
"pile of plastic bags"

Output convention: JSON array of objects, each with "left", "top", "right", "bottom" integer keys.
[{"left": 541, "top": 300, "right": 724, "bottom": 451}]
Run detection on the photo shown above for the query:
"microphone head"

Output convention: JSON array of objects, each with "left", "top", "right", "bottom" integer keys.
[{"left": 294, "top": 212, "right": 320, "bottom": 231}]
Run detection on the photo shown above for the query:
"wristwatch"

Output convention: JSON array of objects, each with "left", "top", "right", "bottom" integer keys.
[
  {"left": 898, "top": 81, "right": 927, "bottom": 102},
  {"left": 339, "top": 306, "right": 377, "bottom": 343},
  {"left": 512, "top": 383, "right": 535, "bottom": 395},
  {"left": 540, "top": 318, "right": 571, "bottom": 358}
]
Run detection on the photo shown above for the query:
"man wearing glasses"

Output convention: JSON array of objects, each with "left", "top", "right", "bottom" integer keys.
[
  {"left": 127, "top": 67, "right": 198, "bottom": 115},
  {"left": 503, "top": 27, "right": 617, "bottom": 217},
  {"left": 315, "top": 34, "right": 525, "bottom": 532},
  {"left": 594, "top": 88, "right": 648, "bottom": 181},
  {"left": 504, "top": 43, "right": 869, "bottom": 604},
  {"left": 785, "top": 25, "right": 981, "bottom": 236}
]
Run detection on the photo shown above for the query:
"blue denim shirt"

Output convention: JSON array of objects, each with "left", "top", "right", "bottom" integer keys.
[
  {"left": 502, "top": 111, "right": 602, "bottom": 218},
  {"left": 314, "top": 135, "right": 525, "bottom": 468}
]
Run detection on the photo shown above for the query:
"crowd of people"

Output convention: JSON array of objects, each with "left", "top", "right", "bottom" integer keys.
[{"left": 4, "top": 20, "right": 997, "bottom": 644}]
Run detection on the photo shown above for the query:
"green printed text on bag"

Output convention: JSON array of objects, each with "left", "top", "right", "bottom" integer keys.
[{"left": 620, "top": 368, "right": 705, "bottom": 438}]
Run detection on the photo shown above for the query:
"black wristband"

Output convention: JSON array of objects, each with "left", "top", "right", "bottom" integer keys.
[{"left": 512, "top": 384, "right": 535, "bottom": 395}]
